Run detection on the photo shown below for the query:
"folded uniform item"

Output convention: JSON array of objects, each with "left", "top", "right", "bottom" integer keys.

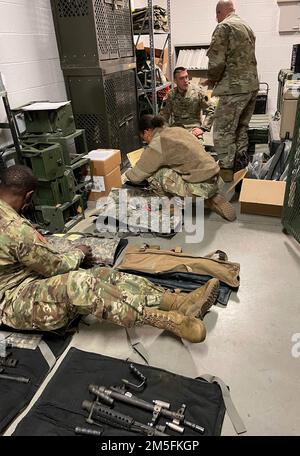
[
  {"left": 132, "top": 6, "right": 169, "bottom": 32},
  {"left": 46, "top": 234, "right": 128, "bottom": 267},
  {"left": 94, "top": 188, "right": 183, "bottom": 237}
]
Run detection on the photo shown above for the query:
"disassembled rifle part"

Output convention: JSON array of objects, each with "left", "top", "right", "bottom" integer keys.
[
  {"left": 0, "top": 368, "right": 30, "bottom": 383},
  {"left": 88, "top": 384, "right": 205, "bottom": 435},
  {"left": 82, "top": 400, "right": 168, "bottom": 437},
  {"left": 121, "top": 363, "right": 147, "bottom": 391},
  {"left": 75, "top": 426, "right": 103, "bottom": 437},
  {"left": 0, "top": 352, "right": 30, "bottom": 383}
]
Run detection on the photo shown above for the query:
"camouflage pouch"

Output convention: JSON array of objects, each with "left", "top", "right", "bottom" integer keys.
[{"left": 46, "top": 233, "right": 127, "bottom": 267}]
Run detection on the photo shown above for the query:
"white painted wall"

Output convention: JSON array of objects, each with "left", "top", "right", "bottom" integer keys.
[
  {"left": 135, "top": 0, "right": 300, "bottom": 113},
  {"left": 0, "top": 0, "right": 299, "bottom": 135},
  {"left": 0, "top": 0, "right": 66, "bottom": 143}
]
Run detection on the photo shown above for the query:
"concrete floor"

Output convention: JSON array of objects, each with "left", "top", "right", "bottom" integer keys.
[{"left": 5, "top": 197, "right": 300, "bottom": 436}]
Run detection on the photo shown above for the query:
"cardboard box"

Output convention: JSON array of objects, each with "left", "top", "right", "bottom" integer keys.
[
  {"left": 145, "top": 46, "right": 169, "bottom": 77},
  {"left": 239, "top": 178, "right": 286, "bottom": 217},
  {"left": 227, "top": 168, "right": 249, "bottom": 194},
  {"left": 88, "top": 166, "right": 122, "bottom": 201},
  {"left": 86, "top": 149, "right": 121, "bottom": 176},
  {"left": 227, "top": 168, "right": 286, "bottom": 217}
]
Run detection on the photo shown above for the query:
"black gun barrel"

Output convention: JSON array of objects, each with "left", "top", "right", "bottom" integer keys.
[
  {"left": 90, "top": 385, "right": 153, "bottom": 411},
  {"left": 82, "top": 400, "right": 168, "bottom": 437},
  {"left": 0, "top": 373, "right": 30, "bottom": 383}
]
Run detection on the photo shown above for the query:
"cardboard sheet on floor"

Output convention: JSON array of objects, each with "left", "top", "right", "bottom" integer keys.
[
  {"left": 0, "top": 326, "right": 75, "bottom": 434},
  {"left": 13, "top": 348, "right": 226, "bottom": 436}
]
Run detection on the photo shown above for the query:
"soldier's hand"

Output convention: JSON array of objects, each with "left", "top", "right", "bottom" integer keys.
[
  {"left": 77, "top": 245, "right": 92, "bottom": 256},
  {"left": 201, "top": 79, "right": 214, "bottom": 88},
  {"left": 192, "top": 128, "right": 204, "bottom": 138},
  {"left": 76, "top": 245, "right": 94, "bottom": 265}
]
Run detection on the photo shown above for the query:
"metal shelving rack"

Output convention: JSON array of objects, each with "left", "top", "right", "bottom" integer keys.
[
  {"left": 134, "top": 0, "right": 172, "bottom": 114},
  {"left": 50, "top": 0, "right": 140, "bottom": 168},
  {"left": 0, "top": 73, "right": 23, "bottom": 165}
]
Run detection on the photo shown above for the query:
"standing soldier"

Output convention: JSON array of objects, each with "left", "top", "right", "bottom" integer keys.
[
  {"left": 160, "top": 67, "right": 215, "bottom": 143},
  {"left": 207, "top": 0, "right": 259, "bottom": 181}
]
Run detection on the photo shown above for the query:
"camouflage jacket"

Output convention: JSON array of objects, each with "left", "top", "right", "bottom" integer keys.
[
  {"left": 207, "top": 13, "right": 259, "bottom": 96},
  {"left": 126, "top": 127, "right": 219, "bottom": 184},
  {"left": 160, "top": 83, "right": 215, "bottom": 131},
  {"left": 0, "top": 199, "right": 84, "bottom": 313},
  {"left": 95, "top": 187, "right": 183, "bottom": 235}
]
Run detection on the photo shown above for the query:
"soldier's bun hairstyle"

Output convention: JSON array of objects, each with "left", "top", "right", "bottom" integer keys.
[
  {"left": 139, "top": 115, "right": 165, "bottom": 132},
  {"left": 0, "top": 165, "right": 38, "bottom": 196}
]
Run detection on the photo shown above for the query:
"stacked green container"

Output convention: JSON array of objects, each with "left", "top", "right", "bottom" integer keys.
[{"left": 14, "top": 101, "right": 92, "bottom": 232}]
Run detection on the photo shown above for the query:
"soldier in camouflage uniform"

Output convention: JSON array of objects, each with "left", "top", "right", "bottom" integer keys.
[
  {"left": 207, "top": 0, "right": 259, "bottom": 179},
  {"left": 160, "top": 67, "right": 215, "bottom": 143},
  {"left": 0, "top": 166, "right": 221, "bottom": 343},
  {"left": 126, "top": 115, "right": 236, "bottom": 221}
]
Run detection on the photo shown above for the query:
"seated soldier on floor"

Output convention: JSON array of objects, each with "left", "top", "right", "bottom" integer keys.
[
  {"left": 0, "top": 165, "right": 220, "bottom": 343},
  {"left": 126, "top": 115, "right": 236, "bottom": 221},
  {"left": 160, "top": 67, "right": 216, "bottom": 144}
]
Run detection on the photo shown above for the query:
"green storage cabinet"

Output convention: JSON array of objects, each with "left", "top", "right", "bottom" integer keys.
[
  {"left": 22, "top": 142, "right": 65, "bottom": 181},
  {"left": 33, "top": 170, "right": 76, "bottom": 206},
  {"left": 34, "top": 196, "right": 85, "bottom": 233},
  {"left": 23, "top": 129, "right": 88, "bottom": 166}
]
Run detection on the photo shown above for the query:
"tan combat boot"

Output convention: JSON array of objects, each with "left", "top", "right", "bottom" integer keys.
[
  {"left": 205, "top": 194, "right": 236, "bottom": 222},
  {"left": 141, "top": 308, "right": 206, "bottom": 343},
  {"left": 159, "top": 278, "right": 219, "bottom": 319}
]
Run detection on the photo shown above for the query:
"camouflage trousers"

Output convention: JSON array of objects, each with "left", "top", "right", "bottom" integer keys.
[
  {"left": 1, "top": 268, "right": 164, "bottom": 331},
  {"left": 213, "top": 91, "right": 258, "bottom": 168},
  {"left": 148, "top": 167, "right": 221, "bottom": 199}
]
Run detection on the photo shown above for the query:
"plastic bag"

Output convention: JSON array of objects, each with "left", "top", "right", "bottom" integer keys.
[{"left": 247, "top": 152, "right": 264, "bottom": 179}]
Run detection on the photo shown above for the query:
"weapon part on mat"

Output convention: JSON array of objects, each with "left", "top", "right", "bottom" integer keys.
[
  {"left": 0, "top": 353, "right": 18, "bottom": 368},
  {"left": 75, "top": 426, "right": 103, "bottom": 437},
  {"left": 121, "top": 363, "right": 147, "bottom": 391},
  {"left": 82, "top": 400, "right": 168, "bottom": 437},
  {"left": 89, "top": 384, "right": 205, "bottom": 435},
  {"left": 0, "top": 351, "right": 30, "bottom": 383},
  {"left": 0, "top": 368, "right": 30, "bottom": 383}
]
